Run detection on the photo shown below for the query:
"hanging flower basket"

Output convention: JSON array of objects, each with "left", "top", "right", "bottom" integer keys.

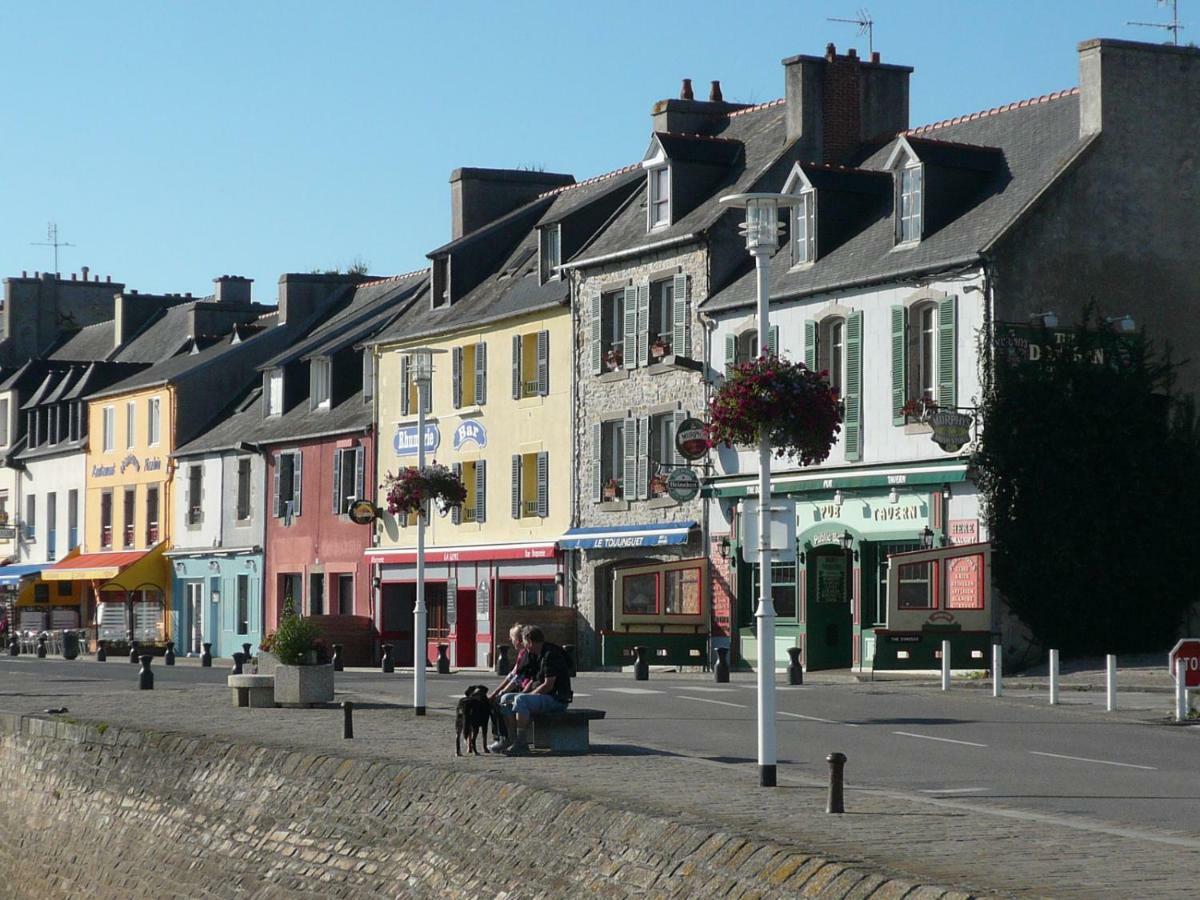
[
  {"left": 706, "top": 353, "right": 843, "bottom": 465},
  {"left": 382, "top": 463, "right": 467, "bottom": 518}
]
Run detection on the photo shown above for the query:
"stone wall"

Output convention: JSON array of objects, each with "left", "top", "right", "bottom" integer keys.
[{"left": 0, "top": 712, "right": 927, "bottom": 899}]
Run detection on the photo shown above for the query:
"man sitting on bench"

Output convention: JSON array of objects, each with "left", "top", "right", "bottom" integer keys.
[{"left": 500, "top": 625, "right": 572, "bottom": 757}]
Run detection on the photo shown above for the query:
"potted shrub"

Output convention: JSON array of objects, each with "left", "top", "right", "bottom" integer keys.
[
  {"left": 268, "top": 595, "right": 334, "bottom": 707},
  {"left": 382, "top": 463, "right": 467, "bottom": 519},
  {"left": 707, "top": 352, "right": 842, "bottom": 465}
]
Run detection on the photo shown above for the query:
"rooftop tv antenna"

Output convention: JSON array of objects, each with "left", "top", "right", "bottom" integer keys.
[
  {"left": 31, "top": 222, "right": 75, "bottom": 274},
  {"left": 1129, "top": 0, "right": 1184, "bottom": 45},
  {"left": 827, "top": 8, "right": 874, "bottom": 55}
]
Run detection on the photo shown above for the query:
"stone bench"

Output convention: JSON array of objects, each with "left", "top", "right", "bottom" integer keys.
[
  {"left": 228, "top": 674, "right": 275, "bottom": 708},
  {"left": 530, "top": 708, "right": 606, "bottom": 753}
]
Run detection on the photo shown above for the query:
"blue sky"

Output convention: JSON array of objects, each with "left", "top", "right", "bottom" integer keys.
[{"left": 0, "top": 1, "right": 1184, "bottom": 298}]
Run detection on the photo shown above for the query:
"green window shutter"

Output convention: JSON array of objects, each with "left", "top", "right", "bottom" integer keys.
[
  {"left": 768, "top": 325, "right": 779, "bottom": 356},
  {"left": 622, "top": 416, "right": 637, "bottom": 498},
  {"left": 332, "top": 448, "right": 343, "bottom": 514},
  {"left": 511, "top": 335, "right": 521, "bottom": 399},
  {"left": 636, "top": 415, "right": 649, "bottom": 500},
  {"left": 844, "top": 311, "right": 863, "bottom": 462},
  {"left": 451, "top": 463, "right": 462, "bottom": 525},
  {"left": 623, "top": 286, "right": 638, "bottom": 369},
  {"left": 400, "top": 356, "right": 410, "bottom": 416},
  {"left": 536, "top": 330, "right": 549, "bottom": 396},
  {"left": 592, "top": 423, "right": 602, "bottom": 503},
  {"left": 804, "top": 320, "right": 817, "bottom": 370},
  {"left": 451, "top": 346, "right": 463, "bottom": 408},
  {"left": 891, "top": 305, "right": 907, "bottom": 425},
  {"left": 590, "top": 291, "right": 602, "bottom": 375},
  {"left": 724, "top": 333, "right": 737, "bottom": 374},
  {"left": 937, "top": 296, "right": 957, "bottom": 410},
  {"left": 671, "top": 273, "right": 690, "bottom": 358},
  {"left": 536, "top": 451, "right": 549, "bottom": 518},
  {"left": 637, "top": 283, "right": 651, "bottom": 367},
  {"left": 511, "top": 454, "right": 522, "bottom": 519},
  {"left": 475, "top": 460, "right": 487, "bottom": 523},
  {"left": 671, "top": 409, "right": 687, "bottom": 466},
  {"left": 475, "top": 342, "right": 487, "bottom": 405}
]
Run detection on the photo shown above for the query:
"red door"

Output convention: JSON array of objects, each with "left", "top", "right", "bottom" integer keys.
[{"left": 456, "top": 589, "right": 477, "bottom": 667}]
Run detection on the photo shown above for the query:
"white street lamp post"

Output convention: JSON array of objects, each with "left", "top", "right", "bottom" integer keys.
[
  {"left": 720, "top": 192, "right": 801, "bottom": 788},
  {"left": 407, "top": 347, "right": 441, "bottom": 716}
]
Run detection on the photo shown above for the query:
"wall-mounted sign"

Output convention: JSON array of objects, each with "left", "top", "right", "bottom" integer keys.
[
  {"left": 929, "top": 411, "right": 973, "bottom": 452},
  {"left": 946, "top": 554, "right": 984, "bottom": 609},
  {"left": 667, "top": 468, "right": 700, "bottom": 502},
  {"left": 477, "top": 581, "right": 490, "bottom": 620},
  {"left": 452, "top": 420, "right": 487, "bottom": 451},
  {"left": 393, "top": 423, "right": 440, "bottom": 456},
  {"left": 91, "top": 456, "right": 164, "bottom": 478},
  {"left": 948, "top": 519, "right": 979, "bottom": 546},
  {"left": 675, "top": 417, "right": 708, "bottom": 461},
  {"left": 348, "top": 500, "right": 379, "bottom": 526},
  {"left": 740, "top": 499, "right": 797, "bottom": 562},
  {"left": 120, "top": 453, "right": 141, "bottom": 474},
  {"left": 145, "top": 457, "right": 163, "bottom": 472}
]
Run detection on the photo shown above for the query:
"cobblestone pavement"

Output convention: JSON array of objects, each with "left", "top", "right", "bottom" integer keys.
[{"left": 2, "top": 664, "right": 1198, "bottom": 899}]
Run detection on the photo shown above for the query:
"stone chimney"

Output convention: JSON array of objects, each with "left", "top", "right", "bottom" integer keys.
[
  {"left": 1079, "top": 38, "right": 1200, "bottom": 138},
  {"left": 213, "top": 275, "right": 253, "bottom": 305},
  {"left": 783, "top": 43, "right": 913, "bottom": 163},
  {"left": 651, "top": 85, "right": 749, "bottom": 136},
  {"left": 449, "top": 168, "right": 575, "bottom": 240}
]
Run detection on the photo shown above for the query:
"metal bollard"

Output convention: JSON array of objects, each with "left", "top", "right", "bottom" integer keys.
[
  {"left": 992, "top": 644, "right": 1003, "bottom": 697},
  {"left": 1048, "top": 648, "right": 1059, "bottom": 705},
  {"left": 436, "top": 643, "right": 450, "bottom": 675},
  {"left": 36, "top": 634, "right": 47, "bottom": 659},
  {"left": 343, "top": 700, "right": 354, "bottom": 739},
  {"left": 495, "top": 644, "right": 512, "bottom": 676},
  {"left": 231, "top": 652, "right": 245, "bottom": 676},
  {"left": 62, "top": 629, "right": 79, "bottom": 661},
  {"left": 826, "top": 752, "right": 847, "bottom": 814},
  {"left": 332, "top": 643, "right": 344, "bottom": 672},
  {"left": 200, "top": 642, "right": 212, "bottom": 668},
  {"left": 242, "top": 642, "right": 253, "bottom": 660},
  {"left": 164, "top": 641, "right": 176, "bottom": 666},
  {"left": 1176, "top": 658, "right": 1188, "bottom": 722},
  {"left": 714, "top": 646, "right": 730, "bottom": 684},
  {"left": 96, "top": 641, "right": 107, "bottom": 662},
  {"left": 7, "top": 636, "right": 18, "bottom": 657},
  {"left": 633, "top": 646, "right": 649, "bottom": 681},
  {"left": 787, "top": 646, "right": 804, "bottom": 686},
  {"left": 940, "top": 639, "right": 951, "bottom": 691},
  {"left": 138, "top": 655, "right": 154, "bottom": 690},
  {"left": 1106, "top": 654, "right": 1117, "bottom": 712},
  {"left": 563, "top": 643, "right": 577, "bottom": 678},
  {"left": 381, "top": 643, "right": 394, "bottom": 674},
  {"left": 129, "top": 639, "right": 140, "bottom": 664}
]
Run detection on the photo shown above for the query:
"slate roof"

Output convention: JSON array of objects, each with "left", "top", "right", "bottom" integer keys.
[
  {"left": 46, "top": 320, "right": 117, "bottom": 362},
  {"left": 702, "top": 89, "right": 1088, "bottom": 312}
]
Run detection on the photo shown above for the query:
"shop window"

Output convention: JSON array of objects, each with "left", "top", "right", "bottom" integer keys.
[
  {"left": 505, "top": 580, "right": 556, "bottom": 608},
  {"left": 279, "top": 573, "right": 303, "bottom": 621},
  {"left": 427, "top": 583, "right": 449, "bottom": 639},
  {"left": 897, "top": 560, "right": 936, "bottom": 609},
  {"left": 622, "top": 571, "right": 659, "bottom": 615},
  {"left": 872, "top": 542, "right": 920, "bottom": 626},
  {"left": 664, "top": 567, "right": 702, "bottom": 615},
  {"left": 750, "top": 561, "right": 798, "bottom": 619}
]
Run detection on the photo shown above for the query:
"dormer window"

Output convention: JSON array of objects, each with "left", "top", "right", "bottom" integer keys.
[
  {"left": 539, "top": 225, "right": 561, "bottom": 284},
  {"left": 310, "top": 358, "right": 331, "bottom": 410},
  {"left": 264, "top": 368, "right": 284, "bottom": 417},
  {"left": 793, "top": 189, "right": 816, "bottom": 266},
  {"left": 432, "top": 257, "right": 450, "bottom": 307},
  {"left": 897, "top": 163, "right": 923, "bottom": 244},
  {"left": 648, "top": 166, "right": 671, "bottom": 229}
]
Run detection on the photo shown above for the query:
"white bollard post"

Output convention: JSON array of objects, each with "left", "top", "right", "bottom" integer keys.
[
  {"left": 1106, "top": 654, "right": 1117, "bottom": 712},
  {"left": 1048, "top": 649, "right": 1059, "bottom": 705},
  {"left": 1177, "top": 659, "right": 1188, "bottom": 722},
  {"left": 941, "top": 639, "right": 951, "bottom": 691},
  {"left": 992, "top": 644, "right": 1003, "bottom": 697}
]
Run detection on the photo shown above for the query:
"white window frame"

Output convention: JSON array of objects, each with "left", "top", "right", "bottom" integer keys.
[
  {"left": 125, "top": 401, "right": 136, "bottom": 449},
  {"left": 793, "top": 189, "right": 816, "bottom": 266},
  {"left": 897, "top": 163, "right": 923, "bottom": 244},
  {"left": 820, "top": 317, "right": 846, "bottom": 395},
  {"left": 539, "top": 224, "right": 561, "bottom": 283},
  {"left": 147, "top": 397, "right": 161, "bottom": 446},
  {"left": 266, "top": 369, "right": 284, "bottom": 417},
  {"left": 311, "top": 357, "right": 331, "bottom": 410},
  {"left": 600, "top": 419, "right": 625, "bottom": 499},
  {"left": 102, "top": 405, "right": 115, "bottom": 452},
  {"left": 735, "top": 330, "right": 758, "bottom": 367},
  {"left": 648, "top": 165, "right": 671, "bottom": 230},
  {"left": 913, "top": 303, "right": 937, "bottom": 403}
]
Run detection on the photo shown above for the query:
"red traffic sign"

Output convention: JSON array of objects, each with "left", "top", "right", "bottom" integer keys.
[{"left": 1168, "top": 639, "right": 1200, "bottom": 689}]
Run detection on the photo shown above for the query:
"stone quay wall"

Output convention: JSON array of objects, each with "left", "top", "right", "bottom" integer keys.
[{"left": 0, "top": 712, "right": 939, "bottom": 899}]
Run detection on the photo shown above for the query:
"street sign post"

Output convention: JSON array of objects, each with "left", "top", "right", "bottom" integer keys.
[{"left": 1168, "top": 638, "right": 1200, "bottom": 688}]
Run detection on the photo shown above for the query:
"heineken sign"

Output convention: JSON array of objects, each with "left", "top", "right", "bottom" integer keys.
[
  {"left": 674, "top": 417, "right": 708, "bottom": 461},
  {"left": 929, "top": 411, "right": 973, "bottom": 453},
  {"left": 667, "top": 467, "right": 700, "bottom": 502}
]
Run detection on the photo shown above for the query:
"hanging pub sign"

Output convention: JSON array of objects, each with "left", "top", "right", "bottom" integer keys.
[
  {"left": 674, "top": 417, "right": 708, "bottom": 461},
  {"left": 929, "top": 410, "right": 973, "bottom": 453},
  {"left": 347, "top": 500, "right": 380, "bottom": 525},
  {"left": 666, "top": 467, "right": 700, "bottom": 502}
]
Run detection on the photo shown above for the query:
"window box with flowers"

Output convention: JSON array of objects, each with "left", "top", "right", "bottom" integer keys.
[
  {"left": 650, "top": 336, "right": 671, "bottom": 361},
  {"left": 602, "top": 478, "right": 621, "bottom": 502},
  {"left": 382, "top": 463, "right": 468, "bottom": 519},
  {"left": 648, "top": 472, "right": 669, "bottom": 498},
  {"left": 706, "top": 352, "right": 842, "bottom": 464},
  {"left": 899, "top": 396, "right": 938, "bottom": 426},
  {"left": 605, "top": 348, "right": 624, "bottom": 372}
]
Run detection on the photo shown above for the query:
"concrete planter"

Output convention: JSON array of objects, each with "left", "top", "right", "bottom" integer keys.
[
  {"left": 273, "top": 664, "right": 334, "bottom": 707},
  {"left": 257, "top": 651, "right": 280, "bottom": 676}
]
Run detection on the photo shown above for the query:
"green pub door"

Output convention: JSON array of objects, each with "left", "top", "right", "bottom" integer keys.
[{"left": 805, "top": 547, "right": 853, "bottom": 670}]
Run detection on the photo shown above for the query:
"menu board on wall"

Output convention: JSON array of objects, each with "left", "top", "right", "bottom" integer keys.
[
  {"left": 815, "top": 556, "right": 846, "bottom": 604},
  {"left": 946, "top": 554, "right": 984, "bottom": 609}
]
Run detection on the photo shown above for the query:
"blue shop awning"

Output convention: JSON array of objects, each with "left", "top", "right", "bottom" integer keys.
[
  {"left": 0, "top": 564, "right": 45, "bottom": 587},
  {"left": 558, "top": 522, "right": 697, "bottom": 551}
]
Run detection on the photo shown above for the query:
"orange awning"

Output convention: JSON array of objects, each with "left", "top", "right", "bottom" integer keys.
[{"left": 42, "top": 547, "right": 154, "bottom": 582}]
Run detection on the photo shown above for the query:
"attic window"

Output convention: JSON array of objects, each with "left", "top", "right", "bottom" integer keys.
[
  {"left": 792, "top": 190, "right": 816, "bottom": 266},
  {"left": 264, "top": 368, "right": 284, "bottom": 417},
  {"left": 897, "top": 163, "right": 923, "bottom": 244},
  {"left": 310, "top": 357, "right": 331, "bottom": 411},
  {"left": 432, "top": 257, "right": 450, "bottom": 307},
  {"left": 539, "top": 225, "right": 561, "bottom": 284},
  {"left": 648, "top": 166, "right": 671, "bottom": 230}
]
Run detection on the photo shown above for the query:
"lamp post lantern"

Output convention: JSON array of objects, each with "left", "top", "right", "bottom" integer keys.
[{"left": 720, "top": 191, "right": 802, "bottom": 788}]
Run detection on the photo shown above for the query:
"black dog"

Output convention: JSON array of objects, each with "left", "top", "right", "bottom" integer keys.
[{"left": 456, "top": 685, "right": 493, "bottom": 756}]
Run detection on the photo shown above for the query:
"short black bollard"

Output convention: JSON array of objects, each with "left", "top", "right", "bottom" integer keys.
[
  {"left": 96, "top": 641, "right": 107, "bottom": 662},
  {"left": 36, "top": 634, "right": 47, "bottom": 659},
  {"left": 826, "top": 752, "right": 847, "bottom": 814},
  {"left": 563, "top": 643, "right": 577, "bottom": 678},
  {"left": 242, "top": 642, "right": 253, "bottom": 660},
  {"left": 714, "top": 646, "right": 730, "bottom": 683},
  {"left": 62, "top": 630, "right": 79, "bottom": 660},
  {"left": 139, "top": 655, "right": 154, "bottom": 690},
  {"left": 381, "top": 643, "right": 394, "bottom": 674},
  {"left": 164, "top": 641, "right": 176, "bottom": 666},
  {"left": 200, "top": 642, "right": 212, "bottom": 668},
  {"left": 787, "top": 647, "right": 804, "bottom": 686},
  {"left": 342, "top": 700, "right": 354, "bottom": 740},
  {"left": 436, "top": 644, "right": 450, "bottom": 675},
  {"left": 633, "top": 646, "right": 649, "bottom": 681},
  {"left": 129, "top": 640, "right": 140, "bottom": 664},
  {"left": 231, "top": 652, "right": 245, "bottom": 676},
  {"left": 7, "top": 636, "right": 18, "bottom": 657},
  {"left": 332, "top": 643, "right": 344, "bottom": 672},
  {"left": 495, "top": 644, "right": 512, "bottom": 677}
]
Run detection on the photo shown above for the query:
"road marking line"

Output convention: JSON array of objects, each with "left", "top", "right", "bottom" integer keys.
[
  {"left": 1029, "top": 750, "right": 1156, "bottom": 771},
  {"left": 893, "top": 731, "right": 987, "bottom": 747},
  {"left": 677, "top": 695, "right": 749, "bottom": 708},
  {"left": 675, "top": 686, "right": 738, "bottom": 693},
  {"left": 599, "top": 688, "right": 664, "bottom": 695},
  {"left": 778, "top": 711, "right": 860, "bottom": 727},
  {"left": 919, "top": 787, "right": 989, "bottom": 794}
]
